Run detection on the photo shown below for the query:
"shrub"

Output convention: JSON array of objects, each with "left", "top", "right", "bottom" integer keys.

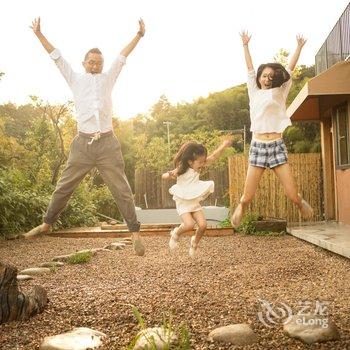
[
  {"left": 237, "top": 212, "right": 260, "bottom": 234},
  {"left": 237, "top": 212, "right": 285, "bottom": 236},
  {"left": 0, "top": 174, "right": 50, "bottom": 236},
  {"left": 218, "top": 217, "right": 232, "bottom": 228},
  {"left": 89, "top": 184, "right": 122, "bottom": 221},
  {"left": 56, "top": 182, "right": 99, "bottom": 229},
  {"left": 0, "top": 169, "right": 99, "bottom": 237}
]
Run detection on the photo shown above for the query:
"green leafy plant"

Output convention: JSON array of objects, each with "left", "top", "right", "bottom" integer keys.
[
  {"left": 126, "top": 306, "right": 191, "bottom": 350},
  {"left": 237, "top": 212, "right": 286, "bottom": 236},
  {"left": 218, "top": 217, "right": 232, "bottom": 228},
  {"left": 237, "top": 212, "right": 261, "bottom": 235},
  {"left": 50, "top": 266, "right": 58, "bottom": 273},
  {"left": 66, "top": 251, "right": 92, "bottom": 264}
]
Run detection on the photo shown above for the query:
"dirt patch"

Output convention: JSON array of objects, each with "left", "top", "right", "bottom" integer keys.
[{"left": 0, "top": 233, "right": 349, "bottom": 349}]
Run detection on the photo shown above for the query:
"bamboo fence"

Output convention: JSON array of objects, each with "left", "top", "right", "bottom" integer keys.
[{"left": 134, "top": 153, "right": 322, "bottom": 222}]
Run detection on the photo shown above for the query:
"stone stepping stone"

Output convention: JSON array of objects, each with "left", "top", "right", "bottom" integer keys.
[
  {"left": 19, "top": 267, "right": 51, "bottom": 276},
  {"left": 208, "top": 324, "right": 258, "bottom": 346},
  {"left": 39, "top": 327, "right": 105, "bottom": 350},
  {"left": 116, "top": 237, "right": 132, "bottom": 243},
  {"left": 40, "top": 262, "right": 65, "bottom": 268},
  {"left": 78, "top": 248, "right": 112, "bottom": 254},
  {"left": 52, "top": 249, "right": 111, "bottom": 262},
  {"left": 17, "top": 274, "right": 34, "bottom": 281},
  {"left": 81, "top": 248, "right": 100, "bottom": 253},
  {"left": 52, "top": 254, "right": 72, "bottom": 262},
  {"left": 133, "top": 327, "right": 177, "bottom": 350},
  {"left": 104, "top": 242, "right": 126, "bottom": 250},
  {"left": 119, "top": 240, "right": 132, "bottom": 245},
  {"left": 284, "top": 314, "right": 340, "bottom": 344}
]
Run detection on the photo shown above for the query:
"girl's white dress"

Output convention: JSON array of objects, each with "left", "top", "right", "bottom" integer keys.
[{"left": 169, "top": 168, "right": 214, "bottom": 216}]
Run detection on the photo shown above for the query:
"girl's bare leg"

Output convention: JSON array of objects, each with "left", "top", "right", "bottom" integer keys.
[
  {"left": 231, "top": 165, "right": 265, "bottom": 227},
  {"left": 169, "top": 213, "right": 195, "bottom": 251},
  {"left": 189, "top": 210, "right": 206, "bottom": 257},
  {"left": 273, "top": 163, "right": 314, "bottom": 218},
  {"left": 177, "top": 213, "right": 196, "bottom": 235},
  {"left": 191, "top": 210, "right": 207, "bottom": 245}
]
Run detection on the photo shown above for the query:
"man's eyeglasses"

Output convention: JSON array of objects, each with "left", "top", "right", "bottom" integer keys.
[{"left": 85, "top": 60, "right": 103, "bottom": 67}]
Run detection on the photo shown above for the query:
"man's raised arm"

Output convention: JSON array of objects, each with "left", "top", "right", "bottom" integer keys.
[
  {"left": 31, "top": 17, "right": 75, "bottom": 87},
  {"left": 120, "top": 18, "right": 145, "bottom": 58},
  {"left": 30, "top": 17, "right": 55, "bottom": 54}
]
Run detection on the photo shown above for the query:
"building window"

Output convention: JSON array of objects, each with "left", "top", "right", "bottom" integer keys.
[{"left": 334, "top": 103, "right": 350, "bottom": 169}]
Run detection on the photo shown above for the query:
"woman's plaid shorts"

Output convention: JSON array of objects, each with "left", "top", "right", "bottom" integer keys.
[{"left": 249, "top": 139, "right": 288, "bottom": 169}]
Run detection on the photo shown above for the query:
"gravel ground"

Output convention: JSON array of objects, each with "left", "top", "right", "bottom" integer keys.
[{"left": 0, "top": 233, "right": 349, "bottom": 349}]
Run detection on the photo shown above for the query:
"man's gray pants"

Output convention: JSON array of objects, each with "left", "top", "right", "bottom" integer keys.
[{"left": 44, "top": 131, "right": 140, "bottom": 232}]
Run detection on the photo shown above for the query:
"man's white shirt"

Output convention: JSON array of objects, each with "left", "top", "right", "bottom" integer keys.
[{"left": 50, "top": 49, "right": 126, "bottom": 133}]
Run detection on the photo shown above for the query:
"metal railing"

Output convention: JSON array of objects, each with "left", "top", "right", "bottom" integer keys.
[{"left": 315, "top": 2, "right": 350, "bottom": 74}]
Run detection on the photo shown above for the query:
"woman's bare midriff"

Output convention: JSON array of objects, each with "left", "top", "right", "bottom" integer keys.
[{"left": 253, "top": 132, "right": 282, "bottom": 141}]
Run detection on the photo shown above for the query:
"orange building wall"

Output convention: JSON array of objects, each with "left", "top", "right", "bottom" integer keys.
[{"left": 336, "top": 169, "right": 350, "bottom": 224}]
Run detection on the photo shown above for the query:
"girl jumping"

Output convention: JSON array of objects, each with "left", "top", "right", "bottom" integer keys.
[
  {"left": 231, "top": 31, "right": 313, "bottom": 228},
  {"left": 162, "top": 139, "right": 232, "bottom": 257}
]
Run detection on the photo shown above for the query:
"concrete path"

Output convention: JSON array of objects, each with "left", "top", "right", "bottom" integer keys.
[{"left": 287, "top": 221, "right": 350, "bottom": 259}]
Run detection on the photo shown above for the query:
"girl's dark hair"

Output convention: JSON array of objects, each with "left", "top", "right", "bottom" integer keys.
[
  {"left": 173, "top": 141, "right": 207, "bottom": 176},
  {"left": 256, "top": 63, "right": 290, "bottom": 88}
]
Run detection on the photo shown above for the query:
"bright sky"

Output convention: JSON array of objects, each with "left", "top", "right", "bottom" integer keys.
[{"left": 1, "top": 0, "right": 349, "bottom": 119}]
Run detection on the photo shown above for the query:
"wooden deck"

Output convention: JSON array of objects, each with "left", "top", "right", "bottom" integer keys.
[{"left": 50, "top": 224, "right": 234, "bottom": 238}]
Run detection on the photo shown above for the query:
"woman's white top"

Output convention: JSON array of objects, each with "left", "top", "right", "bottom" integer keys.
[
  {"left": 247, "top": 68, "right": 293, "bottom": 133},
  {"left": 169, "top": 168, "right": 214, "bottom": 201}
]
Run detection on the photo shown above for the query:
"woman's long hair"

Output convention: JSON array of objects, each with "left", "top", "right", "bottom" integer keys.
[
  {"left": 173, "top": 141, "right": 207, "bottom": 176},
  {"left": 256, "top": 63, "right": 290, "bottom": 89}
]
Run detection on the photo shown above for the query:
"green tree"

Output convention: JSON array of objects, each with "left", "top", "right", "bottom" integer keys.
[
  {"left": 274, "top": 48, "right": 290, "bottom": 66},
  {"left": 134, "top": 134, "right": 169, "bottom": 170},
  {"left": 133, "top": 130, "right": 235, "bottom": 172},
  {"left": 114, "top": 118, "right": 137, "bottom": 187}
]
